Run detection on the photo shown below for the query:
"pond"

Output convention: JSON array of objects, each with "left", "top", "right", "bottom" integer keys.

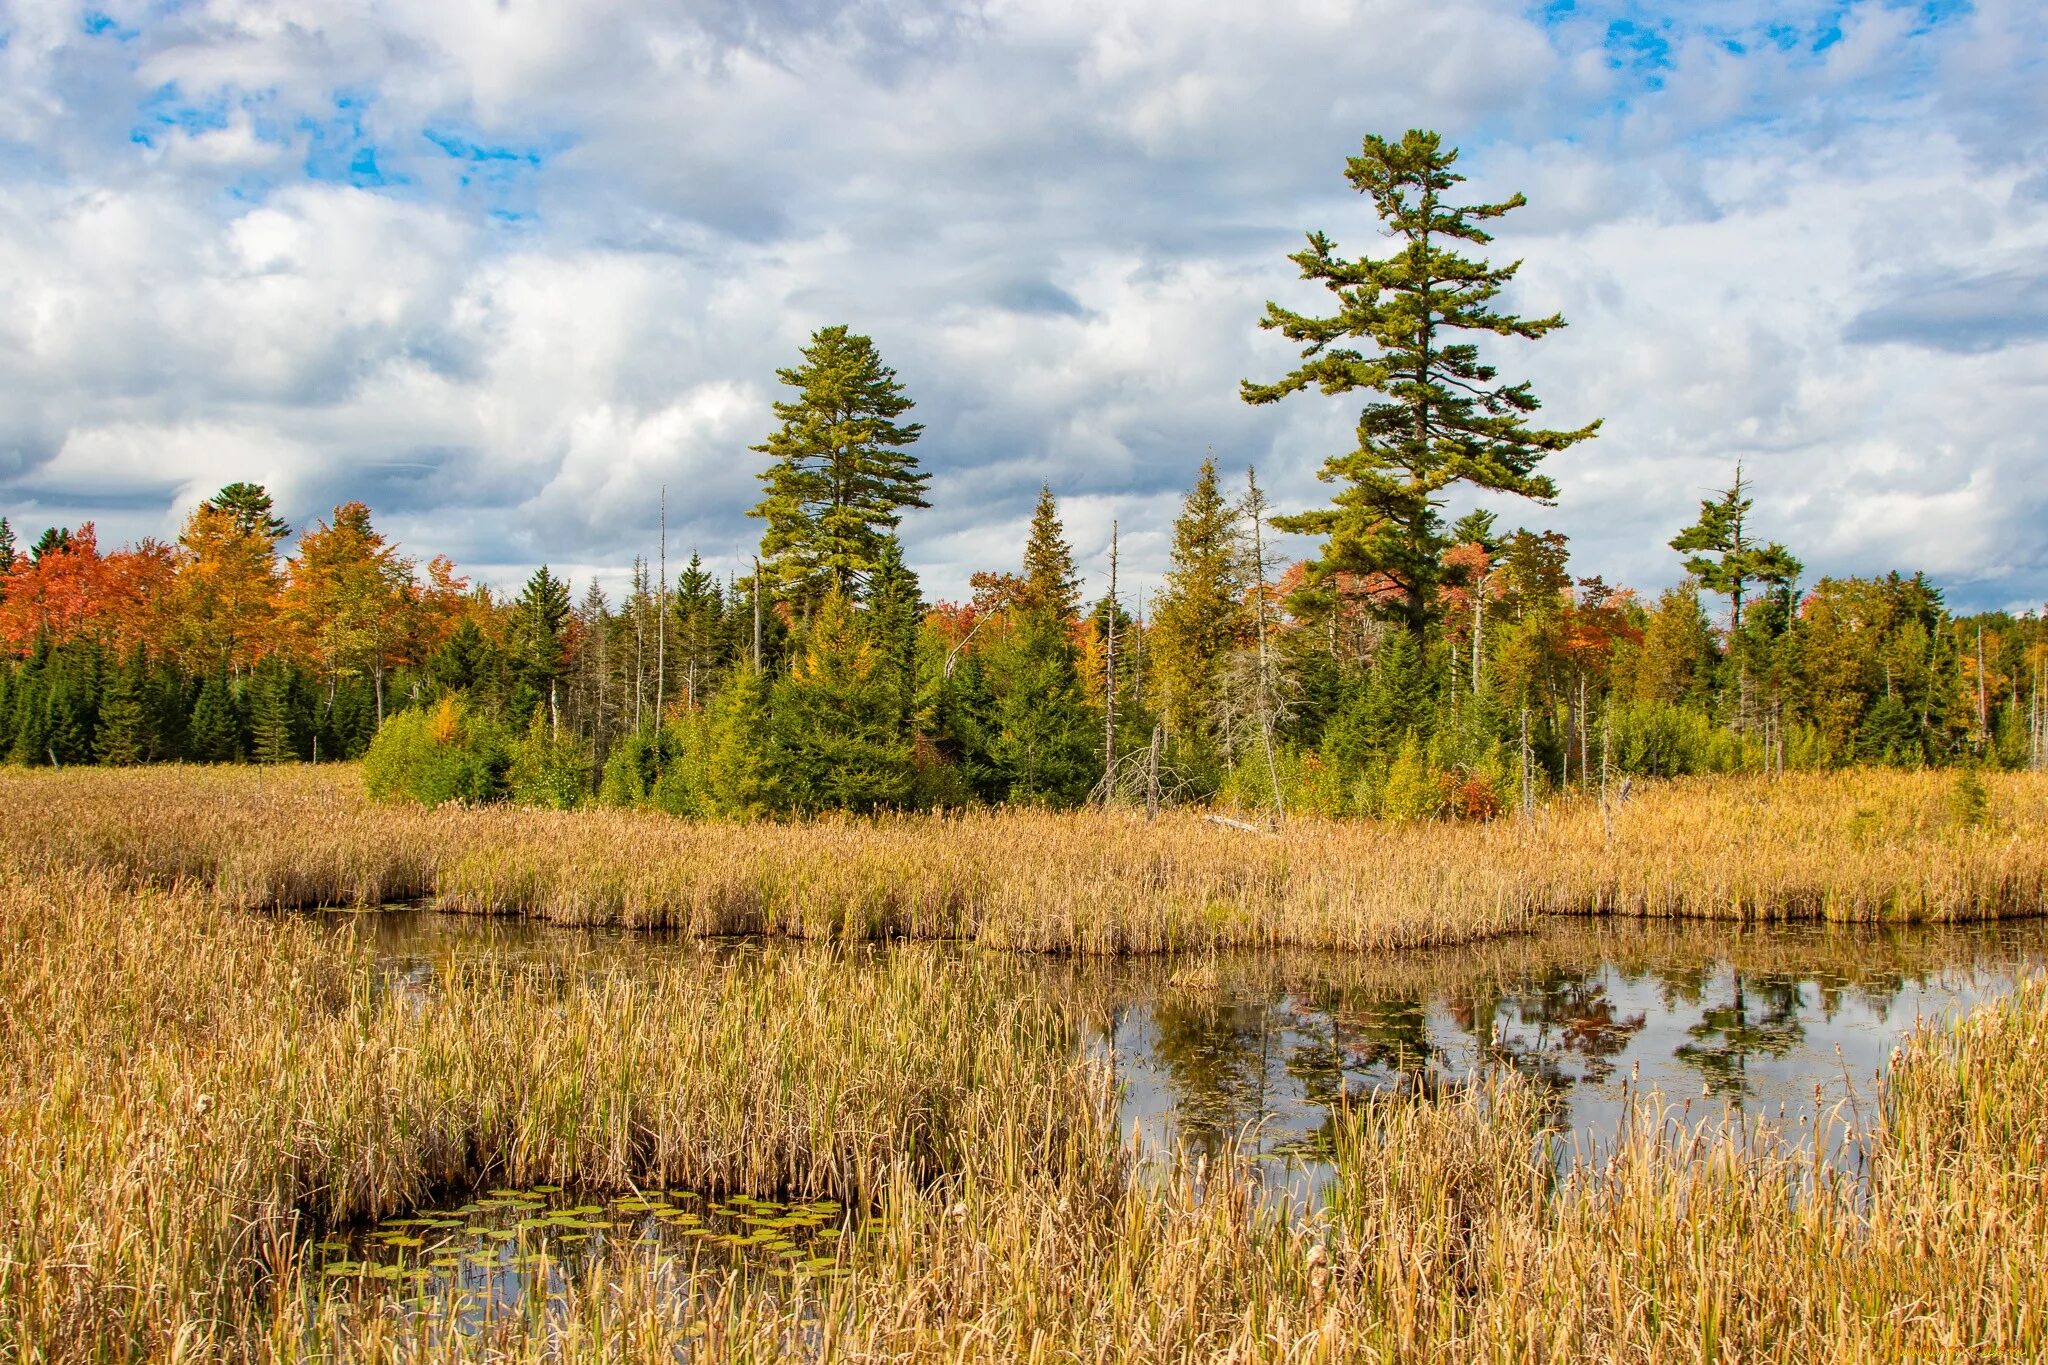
[{"left": 323, "top": 907, "right": 2048, "bottom": 1313}]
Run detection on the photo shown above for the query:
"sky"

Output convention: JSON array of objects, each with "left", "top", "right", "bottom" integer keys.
[{"left": 1, "top": 0, "right": 2044, "bottom": 613}]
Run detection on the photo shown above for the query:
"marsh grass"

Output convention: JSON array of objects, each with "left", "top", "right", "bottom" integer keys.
[
  {"left": 270, "top": 984, "right": 2048, "bottom": 1362},
  {"left": 3, "top": 765, "right": 2044, "bottom": 955},
  {"left": 0, "top": 867, "right": 1111, "bottom": 1358},
  {"left": 6, "top": 765, "right": 2048, "bottom": 1360}
]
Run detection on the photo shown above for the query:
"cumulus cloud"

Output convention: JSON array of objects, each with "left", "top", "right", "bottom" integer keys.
[{"left": 0, "top": 0, "right": 2043, "bottom": 611}]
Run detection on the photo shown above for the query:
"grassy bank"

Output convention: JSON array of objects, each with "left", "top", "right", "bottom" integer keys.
[{"left": 1, "top": 766, "right": 2044, "bottom": 956}]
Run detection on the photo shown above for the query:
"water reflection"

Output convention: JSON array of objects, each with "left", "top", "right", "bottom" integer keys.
[
  {"left": 334, "top": 908, "right": 2048, "bottom": 1193},
  {"left": 1095, "top": 920, "right": 2046, "bottom": 1194}
]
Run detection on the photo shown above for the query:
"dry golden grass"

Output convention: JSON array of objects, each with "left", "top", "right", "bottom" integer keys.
[
  {"left": 2, "top": 764, "right": 2044, "bottom": 956},
  {"left": 0, "top": 866, "right": 1109, "bottom": 1359},
  {"left": 274, "top": 983, "right": 2048, "bottom": 1363},
  {"left": 5, "top": 764, "right": 2048, "bottom": 1361}
]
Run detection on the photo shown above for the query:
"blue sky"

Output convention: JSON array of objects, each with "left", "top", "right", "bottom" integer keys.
[{"left": 1, "top": 0, "right": 2043, "bottom": 611}]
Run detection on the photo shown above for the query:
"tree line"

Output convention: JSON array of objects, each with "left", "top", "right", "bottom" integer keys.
[{"left": 2, "top": 131, "right": 2042, "bottom": 816}]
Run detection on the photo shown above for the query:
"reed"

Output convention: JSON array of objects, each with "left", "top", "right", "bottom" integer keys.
[
  {"left": 3, "top": 765, "right": 2044, "bottom": 954},
  {"left": 0, "top": 866, "right": 1109, "bottom": 1359},
  {"left": 272, "top": 983, "right": 2048, "bottom": 1362}
]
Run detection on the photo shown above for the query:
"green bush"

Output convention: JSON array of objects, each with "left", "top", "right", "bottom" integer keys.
[
  {"left": 506, "top": 709, "right": 593, "bottom": 810},
  {"left": 597, "top": 716, "right": 711, "bottom": 816},
  {"left": 361, "top": 697, "right": 509, "bottom": 806}
]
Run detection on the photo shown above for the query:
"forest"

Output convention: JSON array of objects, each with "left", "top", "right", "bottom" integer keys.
[{"left": 1, "top": 131, "right": 2042, "bottom": 820}]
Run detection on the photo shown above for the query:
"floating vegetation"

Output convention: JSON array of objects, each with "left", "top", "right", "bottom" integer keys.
[{"left": 310, "top": 1186, "right": 854, "bottom": 1326}]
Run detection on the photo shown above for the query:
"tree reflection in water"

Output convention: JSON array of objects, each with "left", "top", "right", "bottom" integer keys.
[{"left": 1111, "top": 918, "right": 2048, "bottom": 1173}]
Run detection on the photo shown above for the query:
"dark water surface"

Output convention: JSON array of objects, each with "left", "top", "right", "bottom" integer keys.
[{"left": 323, "top": 907, "right": 2048, "bottom": 1310}]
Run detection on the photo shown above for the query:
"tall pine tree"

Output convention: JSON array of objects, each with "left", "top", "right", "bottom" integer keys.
[
  {"left": 1244, "top": 130, "right": 1598, "bottom": 637},
  {"left": 750, "top": 325, "right": 929, "bottom": 609}
]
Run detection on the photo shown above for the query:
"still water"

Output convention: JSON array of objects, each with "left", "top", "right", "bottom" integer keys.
[{"left": 324, "top": 908, "right": 2048, "bottom": 1311}]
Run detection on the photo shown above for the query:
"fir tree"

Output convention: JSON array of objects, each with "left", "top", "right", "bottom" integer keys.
[
  {"left": 671, "top": 552, "right": 724, "bottom": 707},
  {"left": 428, "top": 618, "right": 491, "bottom": 695},
  {"left": 772, "top": 592, "right": 914, "bottom": 813},
  {"left": 862, "top": 536, "right": 923, "bottom": 740},
  {"left": 705, "top": 665, "right": 780, "bottom": 818},
  {"left": 992, "top": 491, "right": 1095, "bottom": 805},
  {"left": 95, "top": 649, "right": 152, "bottom": 765},
  {"left": 249, "top": 664, "right": 296, "bottom": 763},
  {"left": 1244, "top": 130, "right": 1598, "bottom": 637},
  {"left": 7, "top": 660, "right": 48, "bottom": 765},
  {"left": 30, "top": 526, "right": 72, "bottom": 563},
  {"left": 1151, "top": 457, "right": 1250, "bottom": 755},
  {"left": 1014, "top": 485, "right": 1081, "bottom": 621},
  {"left": 188, "top": 675, "right": 241, "bottom": 762},
  {"left": 991, "top": 614, "right": 1096, "bottom": 806},
  {"left": 0, "top": 516, "right": 14, "bottom": 596},
  {"left": 513, "top": 566, "right": 573, "bottom": 734},
  {"left": 750, "top": 325, "right": 929, "bottom": 607},
  {"left": 205, "top": 481, "right": 291, "bottom": 542}
]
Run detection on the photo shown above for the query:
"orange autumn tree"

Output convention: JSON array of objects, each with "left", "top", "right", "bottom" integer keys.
[
  {"left": 171, "top": 498, "right": 287, "bottom": 676},
  {"left": 0, "top": 525, "right": 177, "bottom": 656},
  {"left": 280, "top": 502, "right": 414, "bottom": 722}
]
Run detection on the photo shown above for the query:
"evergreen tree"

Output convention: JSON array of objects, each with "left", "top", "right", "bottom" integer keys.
[
  {"left": 772, "top": 592, "right": 914, "bottom": 813},
  {"left": 1014, "top": 485, "right": 1082, "bottom": 621},
  {"left": 428, "top": 617, "right": 492, "bottom": 695},
  {"left": 205, "top": 482, "right": 291, "bottom": 542},
  {"left": 249, "top": 662, "right": 296, "bottom": 763},
  {"left": 95, "top": 648, "right": 152, "bottom": 765},
  {"left": 705, "top": 665, "right": 780, "bottom": 818},
  {"left": 991, "top": 615, "right": 1096, "bottom": 806},
  {"left": 1244, "top": 130, "right": 1598, "bottom": 636},
  {"left": 991, "top": 490, "right": 1095, "bottom": 805},
  {"left": 7, "top": 658, "right": 48, "bottom": 765},
  {"left": 750, "top": 325, "right": 930, "bottom": 607},
  {"left": 0, "top": 516, "right": 14, "bottom": 596},
  {"left": 30, "top": 526, "right": 72, "bottom": 562},
  {"left": 512, "top": 566, "right": 573, "bottom": 733},
  {"left": 1151, "top": 457, "right": 1250, "bottom": 756},
  {"left": 862, "top": 536, "right": 923, "bottom": 739},
  {"left": 929, "top": 650, "right": 1006, "bottom": 803},
  {"left": 1669, "top": 467, "right": 1802, "bottom": 635},
  {"left": 671, "top": 552, "right": 724, "bottom": 707},
  {"left": 188, "top": 675, "right": 241, "bottom": 762}
]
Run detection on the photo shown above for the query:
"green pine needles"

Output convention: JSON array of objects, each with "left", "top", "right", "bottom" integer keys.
[
  {"left": 751, "top": 325, "right": 930, "bottom": 609},
  {"left": 1243, "top": 129, "right": 1599, "bottom": 636}
]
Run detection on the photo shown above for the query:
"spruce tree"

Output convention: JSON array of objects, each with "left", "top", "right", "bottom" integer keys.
[
  {"left": 1244, "top": 130, "right": 1598, "bottom": 636},
  {"left": 1014, "top": 485, "right": 1081, "bottom": 621},
  {"left": 862, "top": 536, "right": 923, "bottom": 740},
  {"left": 1150, "top": 458, "right": 1249, "bottom": 754},
  {"left": 513, "top": 566, "right": 573, "bottom": 733},
  {"left": 991, "top": 489, "right": 1095, "bottom": 806},
  {"left": 95, "top": 649, "right": 152, "bottom": 765},
  {"left": 772, "top": 592, "right": 914, "bottom": 813},
  {"left": 705, "top": 665, "right": 780, "bottom": 818},
  {"left": 751, "top": 325, "right": 929, "bottom": 607},
  {"left": 249, "top": 665, "right": 296, "bottom": 763},
  {"left": 205, "top": 482, "right": 291, "bottom": 541},
  {"left": 188, "top": 675, "right": 241, "bottom": 762},
  {"left": 8, "top": 661, "right": 48, "bottom": 765},
  {"left": 671, "top": 552, "right": 724, "bottom": 707},
  {"left": 0, "top": 516, "right": 15, "bottom": 595}
]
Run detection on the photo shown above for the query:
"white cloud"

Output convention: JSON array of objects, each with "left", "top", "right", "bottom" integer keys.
[{"left": 0, "top": 0, "right": 2043, "bottom": 610}]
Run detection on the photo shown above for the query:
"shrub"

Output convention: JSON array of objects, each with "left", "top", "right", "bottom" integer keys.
[
  {"left": 506, "top": 709, "right": 593, "bottom": 810},
  {"left": 361, "top": 697, "right": 509, "bottom": 806}
]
